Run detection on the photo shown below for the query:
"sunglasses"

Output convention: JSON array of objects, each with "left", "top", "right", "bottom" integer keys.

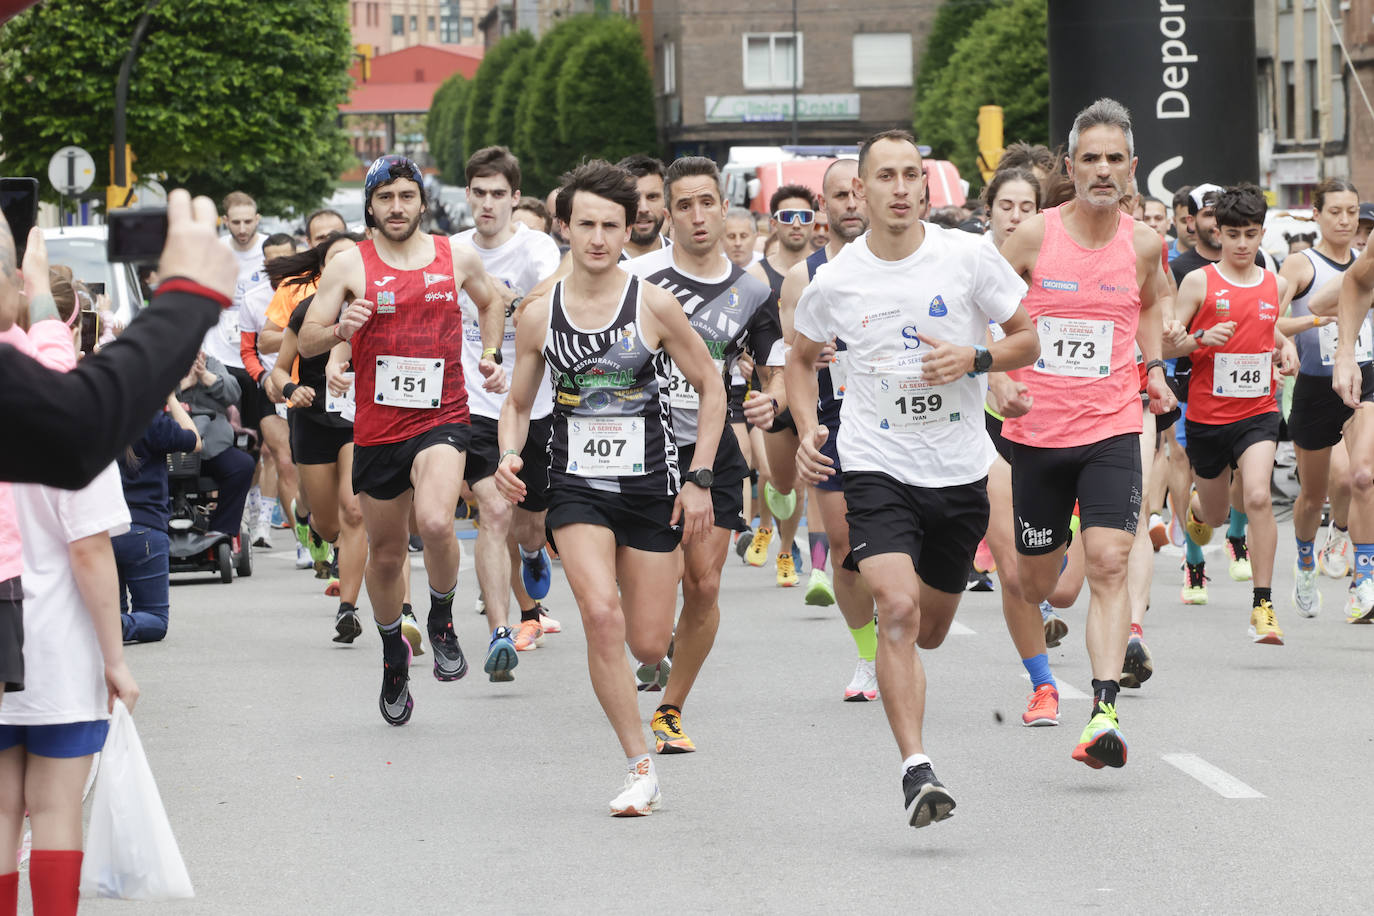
[{"left": 774, "top": 209, "right": 815, "bottom": 225}]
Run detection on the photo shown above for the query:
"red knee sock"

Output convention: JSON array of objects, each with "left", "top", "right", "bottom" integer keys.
[
  {"left": 28, "top": 849, "right": 81, "bottom": 916},
  {"left": 0, "top": 871, "right": 17, "bottom": 916}
]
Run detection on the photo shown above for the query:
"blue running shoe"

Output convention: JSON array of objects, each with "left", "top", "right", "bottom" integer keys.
[
  {"left": 485, "top": 626, "right": 518, "bottom": 682},
  {"left": 521, "top": 547, "right": 552, "bottom": 600}
]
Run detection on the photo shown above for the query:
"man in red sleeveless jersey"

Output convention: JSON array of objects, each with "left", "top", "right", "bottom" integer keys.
[
  {"left": 999, "top": 99, "right": 1176, "bottom": 770},
  {"left": 299, "top": 156, "right": 507, "bottom": 726}
]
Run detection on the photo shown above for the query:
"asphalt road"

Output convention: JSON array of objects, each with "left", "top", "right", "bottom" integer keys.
[{"left": 55, "top": 517, "right": 1374, "bottom": 914}]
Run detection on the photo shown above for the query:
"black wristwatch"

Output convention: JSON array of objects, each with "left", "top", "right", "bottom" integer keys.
[
  {"left": 684, "top": 466, "right": 714, "bottom": 489},
  {"left": 1145, "top": 359, "right": 1167, "bottom": 374},
  {"left": 505, "top": 295, "right": 524, "bottom": 319},
  {"left": 970, "top": 345, "right": 993, "bottom": 375},
  {"left": 482, "top": 346, "right": 503, "bottom": 365}
]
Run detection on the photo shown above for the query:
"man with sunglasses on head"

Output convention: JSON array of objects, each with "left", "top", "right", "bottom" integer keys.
[{"left": 745, "top": 185, "right": 819, "bottom": 586}]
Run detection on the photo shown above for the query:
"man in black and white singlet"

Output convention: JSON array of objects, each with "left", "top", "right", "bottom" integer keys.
[
  {"left": 624, "top": 156, "right": 785, "bottom": 756},
  {"left": 495, "top": 160, "right": 726, "bottom": 818}
]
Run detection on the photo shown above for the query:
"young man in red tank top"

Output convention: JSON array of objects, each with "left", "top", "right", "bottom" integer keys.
[
  {"left": 299, "top": 156, "right": 508, "bottom": 726},
  {"left": 1173, "top": 185, "right": 1298, "bottom": 645},
  {"left": 999, "top": 99, "right": 1176, "bottom": 770}
]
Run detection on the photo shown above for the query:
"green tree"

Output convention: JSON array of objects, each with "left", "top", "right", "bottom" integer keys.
[
  {"left": 0, "top": 0, "right": 354, "bottom": 216},
  {"left": 913, "top": 0, "right": 1003, "bottom": 112},
  {"left": 426, "top": 72, "right": 471, "bottom": 185},
  {"left": 555, "top": 18, "right": 656, "bottom": 178},
  {"left": 462, "top": 30, "right": 535, "bottom": 155},
  {"left": 915, "top": 0, "right": 1048, "bottom": 184},
  {"left": 489, "top": 45, "right": 537, "bottom": 164},
  {"left": 515, "top": 14, "right": 601, "bottom": 195}
]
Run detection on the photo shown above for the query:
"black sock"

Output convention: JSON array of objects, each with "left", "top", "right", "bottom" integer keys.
[
  {"left": 428, "top": 596, "right": 453, "bottom": 634},
  {"left": 378, "top": 617, "right": 406, "bottom": 664},
  {"left": 656, "top": 704, "right": 681, "bottom": 716},
  {"left": 295, "top": 508, "right": 309, "bottom": 525},
  {"left": 1253, "top": 587, "right": 1272, "bottom": 606},
  {"left": 1228, "top": 535, "right": 1247, "bottom": 557},
  {"left": 520, "top": 603, "right": 541, "bottom": 623},
  {"left": 338, "top": 601, "right": 355, "bottom": 614},
  {"left": 401, "top": 602, "right": 413, "bottom": 619},
  {"left": 1090, "top": 678, "right": 1119, "bottom": 714}
]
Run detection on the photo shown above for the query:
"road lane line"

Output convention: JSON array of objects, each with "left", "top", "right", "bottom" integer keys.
[
  {"left": 948, "top": 620, "right": 976, "bottom": 636},
  {"left": 1162, "top": 753, "right": 1265, "bottom": 798},
  {"left": 1019, "top": 674, "right": 1087, "bottom": 699}
]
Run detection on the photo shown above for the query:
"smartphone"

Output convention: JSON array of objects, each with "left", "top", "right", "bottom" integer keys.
[
  {"left": 0, "top": 177, "right": 39, "bottom": 263},
  {"left": 79, "top": 309, "right": 99, "bottom": 354},
  {"left": 107, "top": 207, "right": 167, "bottom": 263},
  {"left": 86, "top": 281, "right": 106, "bottom": 297}
]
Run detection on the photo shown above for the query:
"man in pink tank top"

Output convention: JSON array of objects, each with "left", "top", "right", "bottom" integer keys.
[
  {"left": 999, "top": 99, "right": 1176, "bottom": 771},
  {"left": 299, "top": 155, "right": 508, "bottom": 727}
]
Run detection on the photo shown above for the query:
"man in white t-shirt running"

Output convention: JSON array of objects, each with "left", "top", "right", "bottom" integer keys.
[{"left": 788, "top": 130, "right": 1039, "bottom": 828}]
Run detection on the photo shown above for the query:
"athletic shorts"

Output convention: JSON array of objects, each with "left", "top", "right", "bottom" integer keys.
[
  {"left": 352, "top": 422, "right": 471, "bottom": 501},
  {"left": 1289, "top": 368, "right": 1374, "bottom": 451},
  {"left": 1147, "top": 390, "right": 1182, "bottom": 435},
  {"left": 841, "top": 471, "right": 988, "bottom": 594},
  {"left": 678, "top": 426, "right": 750, "bottom": 531},
  {"left": 767, "top": 406, "right": 797, "bottom": 435},
  {"left": 463, "top": 415, "right": 553, "bottom": 512},
  {"left": 1184, "top": 412, "right": 1280, "bottom": 481},
  {"left": 814, "top": 422, "right": 845, "bottom": 492},
  {"left": 290, "top": 414, "right": 353, "bottom": 466},
  {"left": 985, "top": 411, "right": 1014, "bottom": 465},
  {"left": 0, "top": 578, "right": 22, "bottom": 693},
  {"left": 1010, "top": 433, "right": 1142, "bottom": 555},
  {"left": 545, "top": 487, "right": 681, "bottom": 553},
  {"left": 227, "top": 365, "right": 275, "bottom": 430},
  {"left": 0, "top": 720, "right": 109, "bottom": 758},
  {"left": 727, "top": 382, "right": 747, "bottom": 425}
]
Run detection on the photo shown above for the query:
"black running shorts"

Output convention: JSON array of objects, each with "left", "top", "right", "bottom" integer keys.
[
  {"left": 545, "top": 487, "right": 681, "bottom": 553},
  {"left": 462, "top": 415, "right": 553, "bottom": 512},
  {"left": 352, "top": 422, "right": 471, "bottom": 501},
  {"left": 678, "top": 425, "right": 750, "bottom": 531},
  {"left": 985, "top": 410, "right": 1014, "bottom": 465},
  {"left": 841, "top": 471, "right": 989, "bottom": 594},
  {"left": 1289, "top": 368, "right": 1374, "bottom": 451},
  {"left": 0, "top": 577, "right": 22, "bottom": 693},
  {"left": 290, "top": 414, "right": 354, "bottom": 466},
  {"left": 727, "top": 382, "right": 747, "bottom": 425},
  {"left": 1184, "top": 412, "right": 1280, "bottom": 481},
  {"left": 1010, "top": 433, "right": 1142, "bottom": 555}
]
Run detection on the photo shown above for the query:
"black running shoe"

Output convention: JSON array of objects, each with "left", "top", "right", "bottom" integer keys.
[
  {"left": 967, "top": 569, "right": 994, "bottom": 592},
  {"left": 429, "top": 623, "right": 469, "bottom": 682},
  {"left": 1120, "top": 634, "right": 1153, "bottom": 688},
  {"left": 408, "top": 534, "right": 424, "bottom": 553},
  {"left": 333, "top": 603, "right": 363, "bottom": 644},
  {"left": 903, "top": 763, "right": 956, "bottom": 828},
  {"left": 379, "top": 645, "right": 413, "bottom": 726},
  {"left": 735, "top": 528, "right": 753, "bottom": 561}
]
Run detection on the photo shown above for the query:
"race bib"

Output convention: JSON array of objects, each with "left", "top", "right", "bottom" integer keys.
[
  {"left": 375, "top": 356, "right": 443, "bottom": 409},
  {"left": 219, "top": 311, "right": 240, "bottom": 346},
  {"left": 327, "top": 371, "right": 356, "bottom": 422},
  {"left": 1034, "top": 317, "right": 1113, "bottom": 377},
  {"left": 875, "top": 374, "right": 958, "bottom": 430},
  {"left": 1318, "top": 318, "right": 1374, "bottom": 366},
  {"left": 567, "top": 417, "right": 645, "bottom": 476},
  {"left": 1213, "top": 352, "right": 1271, "bottom": 398},
  {"left": 827, "top": 351, "right": 847, "bottom": 400},
  {"left": 667, "top": 359, "right": 724, "bottom": 410},
  {"left": 275, "top": 402, "right": 288, "bottom": 420}
]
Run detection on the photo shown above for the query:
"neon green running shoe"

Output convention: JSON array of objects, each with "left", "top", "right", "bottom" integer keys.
[
  {"left": 764, "top": 482, "right": 797, "bottom": 521},
  {"left": 307, "top": 531, "right": 333, "bottom": 566},
  {"left": 291, "top": 499, "right": 310, "bottom": 549},
  {"left": 804, "top": 568, "right": 836, "bottom": 607},
  {"left": 1071, "top": 703, "right": 1127, "bottom": 769}
]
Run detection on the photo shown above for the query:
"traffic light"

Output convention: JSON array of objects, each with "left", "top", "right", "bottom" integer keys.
[
  {"left": 976, "top": 106, "right": 1004, "bottom": 184},
  {"left": 107, "top": 144, "right": 137, "bottom": 210}
]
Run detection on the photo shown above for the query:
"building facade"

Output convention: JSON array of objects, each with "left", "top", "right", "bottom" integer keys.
[{"left": 350, "top": 0, "right": 486, "bottom": 56}]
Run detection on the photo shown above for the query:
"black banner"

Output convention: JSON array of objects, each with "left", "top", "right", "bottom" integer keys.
[{"left": 1048, "top": 1, "right": 1259, "bottom": 202}]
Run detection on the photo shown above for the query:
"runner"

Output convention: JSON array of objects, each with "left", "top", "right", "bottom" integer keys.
[
  {"left": 1277, "top": 178, "right": 1365, "bottom": 617},
  {"left": 724, "top": 207, "right": 760, "bottom": 268},
  {"left": 451, "top": 146, "right": 563, "bottom": 673},
  {"left": 777, "top": 156, "right": 884, "bottom": 699},
  {"left": 998, "top": 98, "right": 1177, "bottom": 769},
  {"left": 298, "top": 155, "right": 507, "bottom": 726},
  {"left": 625, "top": 155, "right": 784, "bottom": 752},
  {"left": 1173, "top": 183, "right": 1296, "bottom": 643},
  {"left": 789, "top": 129, "right": 1038, "bottom": 827},
  {"left": 617, "top": 154, "right": 672, "bottom": 260},
  {"left": 494, "top": 159, "right": 726, "bottom": 816},
  {"left": 748, "top": 184, "right": 820, "bottom": 586}
]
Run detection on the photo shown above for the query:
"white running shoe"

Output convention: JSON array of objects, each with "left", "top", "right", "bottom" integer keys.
[
  {"left": 1292, "top": 561, "right": 1322, "bottom": 618},
  {"left": 609, "top": 760, "right": 660, "bottom": 817},
  {"left": 1346, "top": 578, "right": 1374, "bottom": 624},
  {"left": 843, "top": 657, "right": 878, "bottom": 702},
  {"left": 1318, "top": 524, "right": 1352, "bottom": 579},
  {"left": 295, "top": 543, "right": 313, "bottom": 570}
]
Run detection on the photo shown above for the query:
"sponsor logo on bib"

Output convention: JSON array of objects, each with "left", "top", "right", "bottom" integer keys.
[
  {"left": 901, "top": 325, "right": 921, "bottom": 350},
  {"left": 862, "top": 308, "right": 901, "bottom": 327}
]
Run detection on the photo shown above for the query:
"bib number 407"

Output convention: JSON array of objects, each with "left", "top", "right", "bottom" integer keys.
[{"left": 582, "top": 438, "right": 627, "bottom": 458}]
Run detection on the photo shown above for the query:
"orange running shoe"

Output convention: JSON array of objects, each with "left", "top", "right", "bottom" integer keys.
[
  {"left": 1021, "top": 684, "right": 1060, "bottom": 727},
  {"left": 514, "top": 618, "right": 544, "bottom": 651}
]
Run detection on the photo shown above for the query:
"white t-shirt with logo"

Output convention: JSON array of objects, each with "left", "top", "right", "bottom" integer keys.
[
  {"left": 238, "top": 269, "right": 277, "bottom": 375},
  {"left": 1, "top": 464, "right": 130, "bottom": 726},
  {"left": 203, "top": 233, "right": 266, "bottom": 368},
  {"left": 793, "top": 225, "right": 1026, "bottom": 487},
  {"left": 453, "top": 223, "right": 562, "bottom": 420}
]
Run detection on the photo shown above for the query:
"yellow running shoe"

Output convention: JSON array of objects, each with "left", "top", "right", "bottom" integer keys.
[
  {"left": 776, "top": 552, "right": 799, "bottom": 587},
  {"left": 1185, "top": 506, "right": 1213, "bottom": 547},
  {"left": 651, "top": 707, "right": 696, "bottom": 754},
  {"left": 745, "top": 526, "right": 772, "bottom": 567},
  {"left": 1248, "top": 599, "right": 1284, "bottom": 645}
]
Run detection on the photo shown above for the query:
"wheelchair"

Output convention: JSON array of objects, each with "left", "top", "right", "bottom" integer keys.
[{"left": 165, "top": 409, "right": 257, "bottom": 583}]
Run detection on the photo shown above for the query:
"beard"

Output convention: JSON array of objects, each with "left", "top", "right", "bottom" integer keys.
[
  {"left": 378, "top": 211, "right": 421, "bottom": 243},
  {"left": 629, "top": 212, "right": 665, "bottom": 246}
]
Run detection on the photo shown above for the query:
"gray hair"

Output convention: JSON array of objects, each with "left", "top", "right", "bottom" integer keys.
[
  {"left": 725, "top": 207, "right": 756, "bottom": 228},
  {"left": 1068, "top": 97, "right": 1134, "bottom": 159}
]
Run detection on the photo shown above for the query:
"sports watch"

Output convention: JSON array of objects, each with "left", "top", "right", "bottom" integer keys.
[
  {"left": 684, "top": 467, "right": 714, "bottom": 489},
  {"left": 969, "top": 345, "right": 993, "bottom": 376}
]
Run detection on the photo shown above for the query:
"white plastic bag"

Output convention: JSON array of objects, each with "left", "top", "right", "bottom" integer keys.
[{"left": 79, "top": 700, "right": 194, "bottom": 899}]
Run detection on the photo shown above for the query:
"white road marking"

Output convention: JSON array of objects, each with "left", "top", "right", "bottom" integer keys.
[
  {"left": 947, "top": 620, "right": 976, "bottom": 636},
  {"left": 1019, "top": 673, "right": 1087, "bottom": 699},
  {"left": 1162, "top": 753, "right": 1265, "bottom": 799}
]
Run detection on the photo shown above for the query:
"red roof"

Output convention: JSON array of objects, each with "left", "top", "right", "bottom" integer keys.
[{"left": 340, "top": 44, "right": 483, "bottom": 115}]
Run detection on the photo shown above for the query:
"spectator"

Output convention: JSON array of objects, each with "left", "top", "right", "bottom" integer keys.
[
  {"left": 179, "top": 351, "right": 254, "bottom": 538},
  {"left": 114, "top": 395, "right": 201, "bottom": 643}
]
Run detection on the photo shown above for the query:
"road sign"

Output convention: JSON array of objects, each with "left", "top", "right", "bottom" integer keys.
[{"left": 47, "top": 145, "right": 96, "bottom": 196}]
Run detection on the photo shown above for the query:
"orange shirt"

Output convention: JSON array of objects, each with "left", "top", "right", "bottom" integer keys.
[{"left": 264, "top": 279, "right": 316, "bottom": 383}]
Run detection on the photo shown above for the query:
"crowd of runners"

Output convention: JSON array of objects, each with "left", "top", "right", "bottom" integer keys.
[{"left": 7, "top": 94, "right": 1374, "bottom": 854}]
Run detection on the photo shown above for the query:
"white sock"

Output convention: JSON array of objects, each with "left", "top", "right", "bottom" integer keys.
[
  {"left": 518, "top": 544, "right": 541, "bottom": 559},
  {"left": 627, "top": 753, "right": 655, "bottom": 778},
  {"left": 901, "top": 754, "right": 932, "bottom": 776}
]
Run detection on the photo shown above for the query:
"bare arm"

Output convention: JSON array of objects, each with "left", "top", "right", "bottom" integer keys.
[
  {"left": 494, "top": 294, "right": 551, "bottom": 504},
  {"left": 299, "top": 249, "right": 362, "bottom": 357},
  {"left": 777, "top": 260, "right": 808, "bottom": 342},
  {"left": 69, "top": 532, "right": 139, "bottom": 713},
  {"left": 165, "top": 393, "right": 202, "bottom": 452},
  {"left": 259, "top": 319, "right": 285, "bottom": 355},
  {"left": 786, "top": 333, "right": 829, "bottom": 484}
]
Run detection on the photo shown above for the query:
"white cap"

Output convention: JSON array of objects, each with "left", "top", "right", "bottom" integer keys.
[{"left": 1188, "top": 183, "right": 1224, "bottom": 212}]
